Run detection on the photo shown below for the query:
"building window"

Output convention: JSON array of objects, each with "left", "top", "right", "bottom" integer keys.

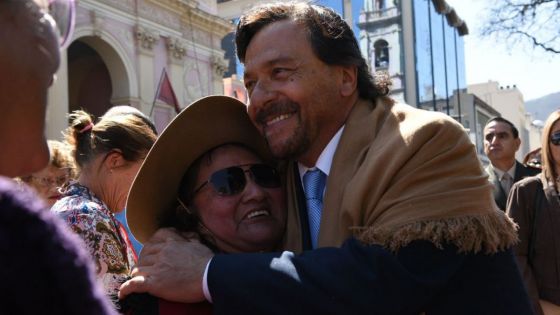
[
  {"left": 374, "top": 39, "right": 389, "bottom": 69},
  {"left": 375, "top": 0, "right": 386, "bottom": 11}
]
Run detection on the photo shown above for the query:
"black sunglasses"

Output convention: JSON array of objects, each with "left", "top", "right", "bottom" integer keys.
[
  {"left": 193, "top": 163, "right": 281, "bottom": 196},
  {"left": 551, "top": 132, "right": 560, "bottom": 146}
]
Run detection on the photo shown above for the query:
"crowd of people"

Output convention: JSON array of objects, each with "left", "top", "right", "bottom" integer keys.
[
  {"left": 2, "top": 0, "right": 559, "bottom": 314},
  {"left": 483, "top": 113, "right": 560, "bottom": 315}
]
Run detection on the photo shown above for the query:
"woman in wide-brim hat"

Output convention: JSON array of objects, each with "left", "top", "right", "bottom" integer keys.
[{"left": 121, "top": 95, "right": 286, "bottom": 314}]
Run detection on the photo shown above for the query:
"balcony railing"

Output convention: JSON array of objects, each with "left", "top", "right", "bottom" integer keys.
[{"left": 359, "top": 7, "right": 400, "bottom": 24}]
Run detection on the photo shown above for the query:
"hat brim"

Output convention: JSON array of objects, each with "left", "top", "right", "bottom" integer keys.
[{"left": 126, "top": 95, "right": 271, "bottom": 244}]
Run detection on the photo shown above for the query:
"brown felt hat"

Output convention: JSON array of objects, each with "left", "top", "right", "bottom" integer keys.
[{"left": 126, "top": 95, "right": 271, "bottom": 244}]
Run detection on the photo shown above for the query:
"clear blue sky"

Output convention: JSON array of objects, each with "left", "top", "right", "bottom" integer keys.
[{"left": 447, "top": 0, "right": 560, "bottom": 101}]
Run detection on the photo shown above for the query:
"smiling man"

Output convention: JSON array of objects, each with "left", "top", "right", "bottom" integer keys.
[
  {"left": 483, "top": 117, "right": 539, "bottom": 210},
  {"left": 120, "top": 2, "right": 533, "bottom": 314}
]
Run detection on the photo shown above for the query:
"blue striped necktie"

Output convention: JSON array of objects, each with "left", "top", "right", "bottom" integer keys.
[{"left": 303, "top": 169, "right": 327, "bottom": 248}]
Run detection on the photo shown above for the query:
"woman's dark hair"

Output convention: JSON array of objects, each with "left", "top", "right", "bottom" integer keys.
[
  {"left": 235, "top": 1, "right": 391, "bottom": 100},
  {"left": 64, "top": 107, "right": 157, "bottom": 171}
]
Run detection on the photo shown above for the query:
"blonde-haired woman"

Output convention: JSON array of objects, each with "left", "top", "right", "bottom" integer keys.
[
  {"left": 52, "top": 106, "right": 156, "bottom": 308},
  {"left": 19, "top": 140, "right": 75, "bottom": 207},
  {"left": 507, "top": 110, "right": 560, "bottom": 315}
]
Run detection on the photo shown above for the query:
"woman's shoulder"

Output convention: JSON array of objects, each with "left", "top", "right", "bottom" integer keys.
[
  {"left": 53, "top": 184, "right": 108, "bottom": 216},
  {"left": 52, "top": 195, "right": 112, "bottom": 230},
  {"left": 514, "top": 174, "right": 542, "bottom": 188}
]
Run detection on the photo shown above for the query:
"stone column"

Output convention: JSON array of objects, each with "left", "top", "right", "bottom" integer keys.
[
  {"left": 135, "top": 25, "right": 158, "bottom": 115},
  {"left": 166, "top": 36, "right": 187, "bottom": 110},
  {"left": 46, "top": 49, "right": 70, "bottom": 141}
]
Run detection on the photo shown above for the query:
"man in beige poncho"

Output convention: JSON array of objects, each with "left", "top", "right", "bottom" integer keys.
[{"left": 120, "top": 2, "right": 533, "bottom": 314}]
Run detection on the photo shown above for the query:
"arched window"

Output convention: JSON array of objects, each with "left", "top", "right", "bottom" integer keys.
[{"left": 374, "top": 39, "right": 389, "bottom": 69}]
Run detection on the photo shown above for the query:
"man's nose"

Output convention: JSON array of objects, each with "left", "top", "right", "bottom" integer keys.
[{"left": 248, "top": 80, "right": 277, "bottom": 109}]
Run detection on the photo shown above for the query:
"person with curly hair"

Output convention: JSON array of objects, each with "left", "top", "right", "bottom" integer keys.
[{"left": 19, "top": 140, "right": 75, "bottom": 207}]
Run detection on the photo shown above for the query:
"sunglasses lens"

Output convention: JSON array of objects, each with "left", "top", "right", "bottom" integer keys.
[
  {"left": 250, "top": 164, "right": 281, "bottom": 188},
  {"left": 551, "top": 132, "right": 560, "bottom": 145},
  {"left": 210, "top": 167, "right": 246, "bottom": 196},
  {"left": 48, "top": 0, "right": 75, "bottom": 48}
]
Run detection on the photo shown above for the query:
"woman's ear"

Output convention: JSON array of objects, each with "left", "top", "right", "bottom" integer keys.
[{"left": 103, "top": 150, "right": 126, "bottom": 170}]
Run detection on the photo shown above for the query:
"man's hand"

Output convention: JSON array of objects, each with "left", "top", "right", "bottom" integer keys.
[{"left": 118, "top": 228, "right": 214, "bottom": 303}]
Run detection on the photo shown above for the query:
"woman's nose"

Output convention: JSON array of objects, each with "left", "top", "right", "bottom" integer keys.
[{"left": 241, "top": 176, "right": 266, "bottom": 202}]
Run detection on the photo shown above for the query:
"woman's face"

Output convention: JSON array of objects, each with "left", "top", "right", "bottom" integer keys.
[
  {"left": 549, "top": 120, "right": 560, "bottom": 169},
  {"left": 25, "top": 164, "right": 70, "bottom": 207},
  {"left": 191, "top": 145, "right": 286, "bottom": 253}
]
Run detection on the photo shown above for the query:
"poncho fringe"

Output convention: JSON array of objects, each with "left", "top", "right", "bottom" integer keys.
[{"left": 353, "top": 211, "right": 519, "bottom": 254}]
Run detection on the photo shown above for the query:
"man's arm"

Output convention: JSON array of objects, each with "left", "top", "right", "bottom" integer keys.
[
  {"left": 120, "top": 229, "right": 531, "bottom": 314},
  {"left": 119, "top": 228, "right": 213, "bottom": 303},
  {"left": 208, "top": 239, "right": 531, "bottom": 315}
]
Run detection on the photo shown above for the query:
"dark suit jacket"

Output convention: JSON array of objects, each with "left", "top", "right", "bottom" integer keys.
[
  {"left": 486, "top": 161, "right": 540, "bottom": 210},
  {"left": 209, "top": 240, "right": 532, "bottom": 315}
]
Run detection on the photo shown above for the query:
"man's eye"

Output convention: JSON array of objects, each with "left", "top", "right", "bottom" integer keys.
[
  {"left": 244, "top": 81, "right": 255, "bottom": 91},
  {"left": 272, "top": 68, "right": 290, "bottom": 75}
]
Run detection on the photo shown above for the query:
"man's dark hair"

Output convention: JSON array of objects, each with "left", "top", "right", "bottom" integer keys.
[
  {"left": 235, "top": 1, "right": 391, "bottom": 101},
  {"left": 486, "top": 117, "right": 519, "bottom": 139}
]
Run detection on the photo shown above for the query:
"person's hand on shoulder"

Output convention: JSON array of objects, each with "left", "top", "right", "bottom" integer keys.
[{"left": 119, "top": 228, "right": 213, "bottom": 303}]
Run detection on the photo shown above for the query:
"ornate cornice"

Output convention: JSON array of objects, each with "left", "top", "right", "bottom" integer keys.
[
  {"left": 145, "top": 0, "right": 233, "bottom": 36},
  {"left": 166, "top": 36, "right": 187, "bottom": 60},
  {"left": 135, "top": 25, "right": 159, "bottom": 50},
  {"left": 210, "top": 55, "right": 228, "bottom": 77},
  {"left": 184, "top": 7, "right": 233, "bottom": 37}
]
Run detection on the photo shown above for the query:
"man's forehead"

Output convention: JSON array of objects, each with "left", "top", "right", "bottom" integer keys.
[{"left": 484, "top": 121, "right": 513, "bottom": 134}]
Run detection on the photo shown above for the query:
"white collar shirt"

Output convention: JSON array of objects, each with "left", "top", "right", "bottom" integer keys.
[{"left": 297, "top": 126, "right": 345, "bottom": 190}]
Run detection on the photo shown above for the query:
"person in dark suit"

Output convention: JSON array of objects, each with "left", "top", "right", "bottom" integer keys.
[
  {"left": 484, "top": 117, "right": 540, "bottom": 210},
  {"left": 120, "top": 2, "right": 533, "bottom": 314}
]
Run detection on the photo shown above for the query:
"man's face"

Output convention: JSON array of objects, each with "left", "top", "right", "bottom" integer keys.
[
  {"left": 243, "top": 20, "right": 353, "bottom": 165},
  {"left": 483, "top": 121, "right": 520, "bottom": 164},
  {"left": 0, "top": 0, "right": 60, "bottom": 177}
]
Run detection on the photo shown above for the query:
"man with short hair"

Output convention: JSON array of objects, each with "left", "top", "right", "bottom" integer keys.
[
  {"left": 120, "top": 2, "right": 533, "bottom": 314},
  {"left": 484, "top": 117, "right": 539, "bottom": 210}
]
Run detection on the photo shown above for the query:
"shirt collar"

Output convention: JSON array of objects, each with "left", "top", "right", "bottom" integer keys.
[
  {"left": 493, "top": 163, "right": 516, "bottom": 180},
  {"left": 298, "top": 126, "right": 345, "bottom": 181}
]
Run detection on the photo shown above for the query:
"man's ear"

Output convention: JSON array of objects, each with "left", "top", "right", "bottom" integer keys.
[
  {"left": 104, "top": 150, "right": 126, "bottom": 170},
  {"left": 340, "top": 65, "right": 358, "bottom": 97},
  {"left": 514, "top": 138, "right": 521, "bottom": 151}
]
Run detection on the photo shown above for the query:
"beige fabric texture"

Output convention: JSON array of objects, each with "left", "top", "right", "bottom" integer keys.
[{"left": 284, "top": 98, "right": 518, "bottom": 253}]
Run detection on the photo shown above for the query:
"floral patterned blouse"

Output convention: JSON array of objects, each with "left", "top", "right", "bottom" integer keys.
[{"left": 52, "top": 182, "right": 137, "bottom": 301}]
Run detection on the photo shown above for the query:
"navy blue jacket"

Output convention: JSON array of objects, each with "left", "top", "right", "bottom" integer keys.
[{"left": 208, "top": 238, "right": 534, "bottom": 314}]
